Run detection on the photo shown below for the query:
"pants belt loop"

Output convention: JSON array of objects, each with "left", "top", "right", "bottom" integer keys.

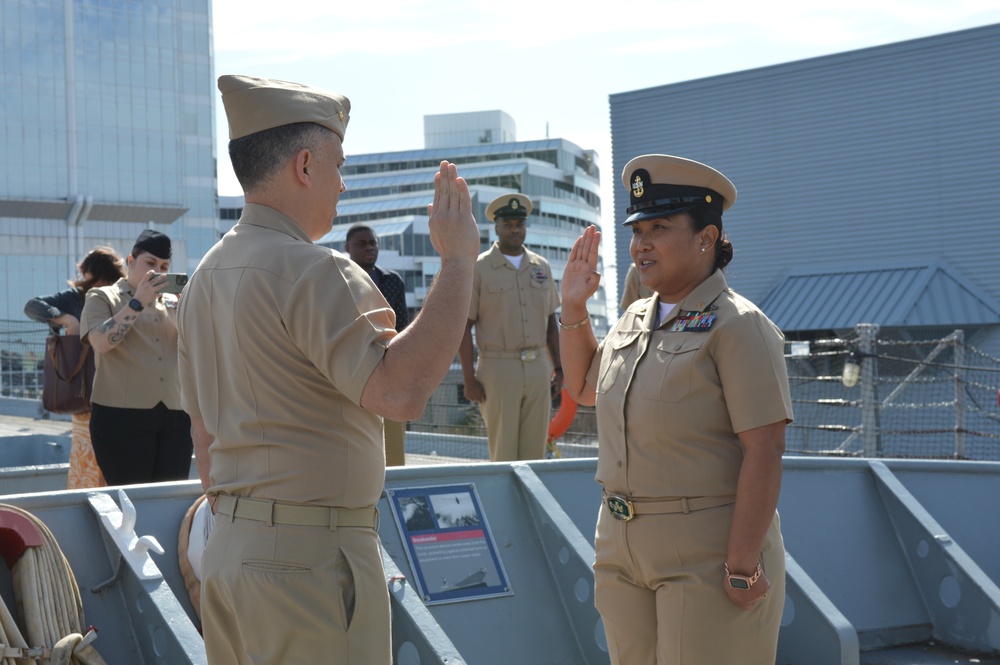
[
  {"left": 681, "top": 497, "right": 690, "bottom": 514},
  {"left": 374, "top": 506, "right": 380, "bottom": 531},
  {"left": 228, "top": 496, "right": 236, "bottom": 523},
  {"left": 265, "top": 499, "right": 275, "bottom": 527},
  {"left": 329, "top": 508, "right": 338, "bottom": 532}
]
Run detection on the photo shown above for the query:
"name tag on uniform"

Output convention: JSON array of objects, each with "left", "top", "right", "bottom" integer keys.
[{"left": 670, "top": 312, "right": 716, "bottom": 332}]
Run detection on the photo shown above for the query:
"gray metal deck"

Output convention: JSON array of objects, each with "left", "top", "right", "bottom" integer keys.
[{"left": 0, "top": 419, "right": 997, "bottom": 663}]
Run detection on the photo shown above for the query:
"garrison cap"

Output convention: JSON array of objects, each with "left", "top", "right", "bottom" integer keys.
[
  {"left": 621, "top": 154, "right": 736, "bottom": 225},
  {"left": 486, "top": 193, "right": 533, "bottom": 222},
  {"left": 218, "top": 74, "right": 351, "bottom": 141},
  {"left": 132, "top": 229, "right": 171, "bottom": 259}
]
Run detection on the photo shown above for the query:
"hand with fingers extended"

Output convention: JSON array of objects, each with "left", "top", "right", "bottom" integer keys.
[
  {"left": 427, "top": 161, "right": 480, "bottom": 263},
  {"left": 561, "top": 225, "right": 602, "bottom": 309}
]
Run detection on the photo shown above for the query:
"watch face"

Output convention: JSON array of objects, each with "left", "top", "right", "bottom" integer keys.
[{"left": 729, "top": 577, "right": 750, "bottom": 590}]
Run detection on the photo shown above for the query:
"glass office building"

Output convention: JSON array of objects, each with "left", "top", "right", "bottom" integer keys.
[{"left": 0, "top": 0, "right": 216, "bottom": 321}]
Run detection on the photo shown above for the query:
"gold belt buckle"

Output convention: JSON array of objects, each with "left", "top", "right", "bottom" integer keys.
[
  {"left": 606, "top": 495, "right": 634, "bottom": 521},
  {"left": 520, "top": 349, "right": 538, "bottom": 362}
]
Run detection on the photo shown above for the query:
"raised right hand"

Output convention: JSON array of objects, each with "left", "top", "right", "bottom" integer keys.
[
  {"left": 561, "top": 225, "right": 602, "bottom": 307},
  {"left": 427, "top": 161, "right": 480, "bottom": 263}
]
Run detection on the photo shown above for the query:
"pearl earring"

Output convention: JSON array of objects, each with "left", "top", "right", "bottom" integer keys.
[{"left": 700, "top": 247, "right": 706, "bottom": 252}]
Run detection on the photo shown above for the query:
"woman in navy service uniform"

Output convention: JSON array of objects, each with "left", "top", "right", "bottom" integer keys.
[{"left": 559, "top": 154, "right": 793, "bottom": 664}]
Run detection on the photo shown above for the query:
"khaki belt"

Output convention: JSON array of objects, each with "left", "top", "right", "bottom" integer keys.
[
  {"left": 215, "top": 494, "right": 378, "bottom": 530},
  {"left": 604, "top": 493, "right": 736, "bottom": 521},
  {"left": 479, "top": 348, "right": 544, "bottom": 362}
]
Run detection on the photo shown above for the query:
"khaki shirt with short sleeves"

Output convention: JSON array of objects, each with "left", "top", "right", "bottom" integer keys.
[
  {"left": 177, "top": 203, "right": 396, "bottom": 508},
  {"left": 80, "top": 278, "right": 182, "bottom": 410},
  {"left": 587, "top": 270, "right": 793, "bottom": 499},
  {"left": 469, "top": 243, "right": 559, "bottom": 352}
]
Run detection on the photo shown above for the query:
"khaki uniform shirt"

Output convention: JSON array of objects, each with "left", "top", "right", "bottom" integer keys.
[
  {"left": 587, "top": 270, "right": 792, "bottom": 499},
  {"left": 177, "top": 203, "right": 395, "bottom": 508},
  {"left": 81, "top": 278, "right": 182, "bottom": 410},
  {"left": 469, "top": 243, "right": 559, "bottom": 351}
]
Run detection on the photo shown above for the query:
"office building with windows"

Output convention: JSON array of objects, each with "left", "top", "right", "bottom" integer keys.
[
  {"left": 220, "top": 110, "right": 608, "bottom": 332},
  {"left": 0, "top": 0, "right": 216, "bottom": 321}
]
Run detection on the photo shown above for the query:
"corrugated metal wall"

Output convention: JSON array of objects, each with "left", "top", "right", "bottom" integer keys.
[{"left": 609, "top": 24, "right": 1000, "bottom": 334}]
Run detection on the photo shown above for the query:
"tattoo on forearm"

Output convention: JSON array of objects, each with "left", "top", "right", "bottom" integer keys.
[
  {"left": 99, "top": 311, "right": 138, "bottom": 345},
  {"left": 108, "top": 322, "right": 132, "bottom": 345}
]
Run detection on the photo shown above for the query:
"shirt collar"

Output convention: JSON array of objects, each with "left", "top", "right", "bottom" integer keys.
[
  {"left": 489, "top": 242, "right": 535, "bottom": 269},
  {"left": 639, "top": 270, "right": 729, "bottom": 329},
  {"left": 238, "top": 203, "right": 313, "bottom": 244}
]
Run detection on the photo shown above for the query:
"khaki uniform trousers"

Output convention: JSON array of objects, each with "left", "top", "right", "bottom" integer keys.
[
  {"left": 201, "top": 513, "right": 390, "bottom": 665},
  {"left": 476, "top": 354, "right": 552, "bottom": 461},
  {"left": 594, "top": 502, "right": 785, "bottom": 665},
  {"left": 384, "top": 419, "right": 406, "bottom": 466}
]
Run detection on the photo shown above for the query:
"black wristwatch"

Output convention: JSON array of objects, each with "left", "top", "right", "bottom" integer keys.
[{"left": 127, "top": 298, "right": 144, "bottom": 312}]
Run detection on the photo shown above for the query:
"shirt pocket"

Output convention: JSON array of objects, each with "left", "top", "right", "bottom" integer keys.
[
  {"left": 649, "top": 335, "right": 707, "bottom": 402},
  {"left": 486, "top": 281, "right": 516, "bottom": 344},
  {"left": 598, "top": 329, "right": 642, "bottom": 394}
]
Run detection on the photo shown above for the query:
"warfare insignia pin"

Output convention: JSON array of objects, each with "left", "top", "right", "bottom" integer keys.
[
  {"left": 632, "top": 174, "right": 645, "bottom": 198},
  {"left": 532, "top": 269, "right": 549, "bottom": 283}
]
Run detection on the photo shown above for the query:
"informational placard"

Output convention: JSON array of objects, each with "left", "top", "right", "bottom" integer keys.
[{"left": 386, "top": 484, "right": 512, "bottom": 604}]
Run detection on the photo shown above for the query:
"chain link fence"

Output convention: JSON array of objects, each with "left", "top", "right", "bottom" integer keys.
[
  {"left": 786, "top": 324, "right": 1000, "bottom": 460},
  {"left": 3, "top": 319, "right": 999, "bottom": 461}
]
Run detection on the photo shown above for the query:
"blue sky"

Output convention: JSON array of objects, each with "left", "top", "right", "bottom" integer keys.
[{"left": 211, "top": 0, "right": 1000, "bottom": 283}]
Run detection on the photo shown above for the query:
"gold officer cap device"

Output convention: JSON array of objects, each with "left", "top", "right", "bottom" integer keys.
[
  {"left": 486, "top": 193, "right": 533, "bottom": 222},
  {"left": 621, "top": 154, "right": 736, "bottom": 225}
]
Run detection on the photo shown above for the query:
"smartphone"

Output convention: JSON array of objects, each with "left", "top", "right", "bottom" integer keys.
[{"left": 153, "top": 273, "right": 189, "bottom": 294}]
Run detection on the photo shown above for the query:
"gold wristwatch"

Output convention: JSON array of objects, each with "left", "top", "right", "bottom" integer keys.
[{"left": 725, "top": 562, "right": 763, "bottom": 590}]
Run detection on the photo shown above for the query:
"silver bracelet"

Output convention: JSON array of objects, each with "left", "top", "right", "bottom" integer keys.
[{"left": 558, "top": 315, "right": 590, "bottom": 330}]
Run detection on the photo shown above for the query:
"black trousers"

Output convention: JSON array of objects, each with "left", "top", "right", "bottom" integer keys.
[{"left": 90, "top": 402, "right": 193, "bottom": 485}]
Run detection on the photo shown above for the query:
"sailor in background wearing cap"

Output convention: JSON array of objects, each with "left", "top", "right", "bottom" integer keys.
[
  {"left": 344, "top": 223, "right": 411, "bottom": 466},
  {"left": 177, "top": 75, "right": 480, "bottom": 665},
  {"left": 81, "top": 229, "right": 194, "bottom": 485},
  {"left": 458, "top": 193, "right": 562, "bottom": 461},
  {"left": 559, "top": 155, "right": 792, "bottom": 664}
]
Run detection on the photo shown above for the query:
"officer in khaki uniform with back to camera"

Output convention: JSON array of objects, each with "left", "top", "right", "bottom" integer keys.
[
  {"left": 559, "top": 154, "right": 792, "bottom": 664},
  {"left": 458, "top": 193, "right": 562, "bottom": 461},
  {"left": 177, "top": 74, "right": 480, "bottom": 665}
]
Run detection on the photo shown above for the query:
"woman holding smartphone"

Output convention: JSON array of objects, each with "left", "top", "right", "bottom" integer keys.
[{"left": 80, "top": 229, "right": 193, "bottom": 485}]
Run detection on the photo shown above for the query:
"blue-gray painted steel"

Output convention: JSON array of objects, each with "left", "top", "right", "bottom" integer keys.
[
  {"left": 759, "top": 262, "right": 1000, "bottom": 331},
  {"left": 0, "top": 458, "right": 996, "bottom": 663}
]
